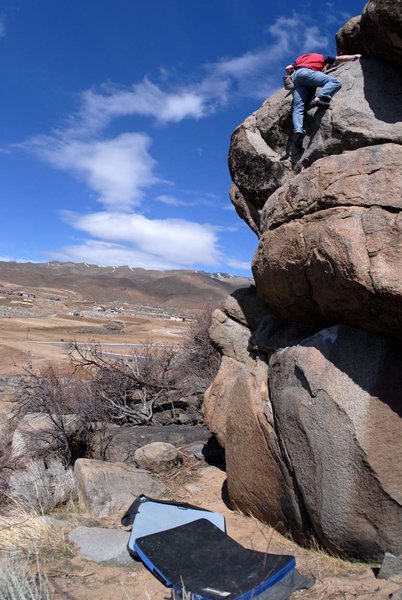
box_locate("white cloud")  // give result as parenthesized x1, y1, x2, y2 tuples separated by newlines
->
(226, 258, 252, 272)
(212, 50, 270, 79)
(28, 133, 158, 209)
(75, 78, 208, 135)
(21, 10, 336, 274)
(62, 210, 222, 266)
(302, 26, 328, 51)
(47, 240, 182, 270)
(156, 194, 215, 208)
(0, 255, 33, 263)
(200, 13, 331, 102)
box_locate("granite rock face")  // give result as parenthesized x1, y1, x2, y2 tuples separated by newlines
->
(204, 298, 402, 559)
(336, 16, 364, 55)
(253, 144, 402, 337)
(228, 39, 402, 338)
(361, 0, 402, 66)
(269, 325, 402, 560)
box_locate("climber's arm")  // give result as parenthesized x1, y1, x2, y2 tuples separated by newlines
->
(335, 54, 362, 63)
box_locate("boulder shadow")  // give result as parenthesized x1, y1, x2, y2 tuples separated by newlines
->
(202, 435, 226, 471)
(221, 478, 234, 511)
(299, 327, 402, 417)
(361, 57, 402, 124)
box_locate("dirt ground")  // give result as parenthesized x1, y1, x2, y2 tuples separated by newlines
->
(0, 312, 188, 375)
(46, 464, 401, 600)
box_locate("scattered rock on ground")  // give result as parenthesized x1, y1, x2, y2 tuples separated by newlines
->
(378, 553, 402, 580)
(74, 458, 166, 518)
(134, 442, 182, 473)
(98, 424, 210, 463)
(68, 526, 134, 566)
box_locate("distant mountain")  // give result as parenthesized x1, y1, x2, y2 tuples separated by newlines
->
(0, 261, 253, 309)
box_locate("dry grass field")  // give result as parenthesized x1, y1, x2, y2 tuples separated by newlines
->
(0, 261, 251, 375)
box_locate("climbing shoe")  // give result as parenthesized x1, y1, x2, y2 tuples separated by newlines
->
(293, 132, 304, 151)
(309, 96, 331, 109)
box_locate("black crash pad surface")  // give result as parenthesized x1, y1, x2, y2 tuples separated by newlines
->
(135, 518, 296, 599)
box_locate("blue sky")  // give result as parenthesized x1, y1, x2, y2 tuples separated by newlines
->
(0, 0, 364, 274)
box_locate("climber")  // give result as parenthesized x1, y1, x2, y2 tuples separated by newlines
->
(285, 52, 362, 150)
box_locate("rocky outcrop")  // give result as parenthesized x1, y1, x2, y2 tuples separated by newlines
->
(205, 0, 402, 561)
(227, 15, 402, 338)
(205, 293, 402, 559)
(205, 288, 318, 543)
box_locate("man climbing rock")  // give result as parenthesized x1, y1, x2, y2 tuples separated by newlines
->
(285, 52, 362, 150)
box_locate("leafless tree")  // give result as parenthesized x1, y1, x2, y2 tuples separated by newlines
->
(13, 304, 220, 465)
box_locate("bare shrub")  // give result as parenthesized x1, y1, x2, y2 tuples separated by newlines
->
(16, 362, 105, 465)
(178, 304, 221, 391)
(8, 459, 77, 513)
(12, 304, 220, 463)
(70, 341, 186, 425)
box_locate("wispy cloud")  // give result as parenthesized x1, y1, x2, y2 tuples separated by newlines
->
(226, 258, 252, 272)
(74, 78, 209, 136)
(59, 210, 222, 267)
(27, 132, 158, 210)
(200, 13, 329, 101)
(302, 26, 328, 50)
(0, 20, 6, 38)
(156, 194, 215, 208)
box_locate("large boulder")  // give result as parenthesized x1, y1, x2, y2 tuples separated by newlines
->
(269, 325, 402, 560)
(223, 359, 310, 542)
(361, 0, 402, 66)
(215, 0, 402, 562)
(253, 144, 402, 338)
